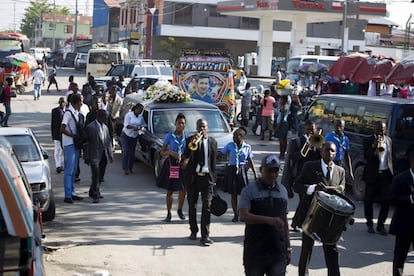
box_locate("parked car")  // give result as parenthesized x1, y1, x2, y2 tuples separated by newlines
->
(74, 53, 87, 70)
(301, 94, 414, 200)
(63, 52, 77, 67)
(0, 137, 44, 275)
(47, 50, 64, 66)
(0, 128, 55, 221)
(116, 97, 233, 182)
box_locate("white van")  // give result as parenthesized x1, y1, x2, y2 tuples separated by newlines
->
(86, 45, 129, 78)
(30, 47, 51, 63)
(286, 55, 339, 81)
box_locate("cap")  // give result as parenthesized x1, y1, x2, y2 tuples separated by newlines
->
(261, 154, 280, 170)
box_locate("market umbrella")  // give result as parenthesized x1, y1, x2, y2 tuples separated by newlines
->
(351, 56, 394, 83)
(328, 52, 370, 80)
(308, 62, 328, 74)
(385, 51, 414, 85)
(0, 146, 33, 238)
(6, 52, 38, 68)
(297, 63, 312, 74)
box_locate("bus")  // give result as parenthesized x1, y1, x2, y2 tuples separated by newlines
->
(86, 44, 129, 78)
(286, 55, 339, 82)
(0, 32, 31, 84)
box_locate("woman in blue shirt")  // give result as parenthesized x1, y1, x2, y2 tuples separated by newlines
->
(160, 113, 187, 222)
(221, 127, 257, 222)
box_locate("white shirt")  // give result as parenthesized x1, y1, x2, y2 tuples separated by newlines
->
(61, 105, 79, 146)
(306, 159, 335, 195)
(196, 137, 209, 173)
(122, 111, 147, 138)
(32, 69, 44, 85)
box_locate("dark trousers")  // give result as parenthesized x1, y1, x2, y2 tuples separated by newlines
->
(120, 132, 137, 171)
(299, 233, 340, 276)
(393, 235, 414, 276)
(187, 175, 213, 239)
(89, 152, 107, 199)
(364, 170, 392, 227)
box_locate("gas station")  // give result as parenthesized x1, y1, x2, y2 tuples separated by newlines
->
(216, 0, 387, 76)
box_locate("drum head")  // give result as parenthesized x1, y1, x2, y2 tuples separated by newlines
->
(317, 191, 355, 215)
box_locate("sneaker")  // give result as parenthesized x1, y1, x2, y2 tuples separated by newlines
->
(72, 195, 84, 201)
(64, 198, 74, 204)
(200, 237, 214, 246)
(164, 213, 172, 222)
(377, 226, 388, 236)
(367, 225, 375, 234)
(177, 209, 185, 220)
(189, 232, 197, 240)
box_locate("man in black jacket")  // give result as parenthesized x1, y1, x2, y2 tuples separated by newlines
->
(390, 150, 414, 276)
(182, 119, 217, 246)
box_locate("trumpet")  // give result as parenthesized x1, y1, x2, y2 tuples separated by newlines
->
(188, 131, 203, 151)
(376, 135, 385, 154)
(300, 129, 324, 157)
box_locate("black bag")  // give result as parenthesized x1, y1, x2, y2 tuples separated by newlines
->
(210, 190, 227, 216)
(68, 111, 86, 149)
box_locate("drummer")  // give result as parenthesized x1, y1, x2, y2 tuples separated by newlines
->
(294, 141, 346, 276)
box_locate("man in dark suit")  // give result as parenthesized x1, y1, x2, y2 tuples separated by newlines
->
(83, 109, 113, 203)
(182, 118, 217, 246)
(51, 97, 66, 173)
(295, 141, 346, 276)
(362, 121, 393, 235)
(390, 150, 414, 276)
(283, 120, 321, 230)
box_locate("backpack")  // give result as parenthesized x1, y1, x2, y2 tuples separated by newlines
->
(67, 111, 87, 149)
(0, 85, 5, 103)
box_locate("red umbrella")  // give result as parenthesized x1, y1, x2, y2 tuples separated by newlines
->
(351, 57, 394, 83)
(386, 51, 414, 85)
(328, 53, 369, 80)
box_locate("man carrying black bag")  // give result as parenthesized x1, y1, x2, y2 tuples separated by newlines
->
(239, 154, 290, 275)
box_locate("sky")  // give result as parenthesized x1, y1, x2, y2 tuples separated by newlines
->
(0, 0, 412, 32)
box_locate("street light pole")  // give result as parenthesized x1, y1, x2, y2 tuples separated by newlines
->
(341, 0, 349, 54)
(149, 8, 156, 59)
(73, 0, 78, 52)
(52, 0, 56, 50)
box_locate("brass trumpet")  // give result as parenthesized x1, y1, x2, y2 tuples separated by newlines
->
(188, 131, 203, 151)
(377, 135, 385, 154)
(300, 129, 324, 157)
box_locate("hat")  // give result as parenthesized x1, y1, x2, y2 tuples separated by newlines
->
(261, 154, 280, 170)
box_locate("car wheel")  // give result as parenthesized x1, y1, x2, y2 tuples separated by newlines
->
(153, 152, 162, 180)
(42, 192, 56, 221)
(352, 166, 366, 202)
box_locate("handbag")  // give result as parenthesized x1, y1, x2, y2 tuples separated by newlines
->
(169, 158, 180, 179)
(255, 124, 262, 136)
(210, 189, 228, 217)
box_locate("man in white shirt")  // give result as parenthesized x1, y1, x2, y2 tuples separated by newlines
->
(32, 65, 45, 100)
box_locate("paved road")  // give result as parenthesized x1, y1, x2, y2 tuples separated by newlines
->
(7, 68, 413, 275)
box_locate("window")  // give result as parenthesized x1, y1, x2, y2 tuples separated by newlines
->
(64, 25, 73, 33)
(174, 3, 192, 25)
(308, 99, 327, 121)
(395, 106, 414, 140)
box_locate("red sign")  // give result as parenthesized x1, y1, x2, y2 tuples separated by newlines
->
(292, 0, 326, 10)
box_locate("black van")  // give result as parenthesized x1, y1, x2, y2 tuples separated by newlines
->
(302, 94, 414, 201)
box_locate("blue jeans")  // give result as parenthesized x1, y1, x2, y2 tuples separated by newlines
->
(34, 83, 41, 98)
(63, 144, 80, 198)
(2, 102, 11, 126)
(120, 132, 137, 171)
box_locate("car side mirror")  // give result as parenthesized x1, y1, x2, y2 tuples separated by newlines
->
(42, 149, 49, 160)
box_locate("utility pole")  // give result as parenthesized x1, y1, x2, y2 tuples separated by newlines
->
(341, 0, 349, 54)
(52, 0, 56, 49)
(73, 0, 78, 52)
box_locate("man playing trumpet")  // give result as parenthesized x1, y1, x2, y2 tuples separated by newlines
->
(362, 121, 393, 235)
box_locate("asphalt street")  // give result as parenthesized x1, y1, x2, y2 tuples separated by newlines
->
(6, 67, 413, 276)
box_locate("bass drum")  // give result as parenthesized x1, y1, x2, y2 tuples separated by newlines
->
(302, 191, 355, 245)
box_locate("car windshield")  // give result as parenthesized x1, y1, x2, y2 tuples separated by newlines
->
(152, 109, 230, 136)
(5, 135, 41, 162)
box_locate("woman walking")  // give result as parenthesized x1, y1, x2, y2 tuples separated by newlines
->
(1, 77, 13, 127)
(275, 95, 290, 159)
(259, 89, 276, 141)
(221, 127, 257, 222)
(160, 113, 187, 222)
(120, 103, 146, 175)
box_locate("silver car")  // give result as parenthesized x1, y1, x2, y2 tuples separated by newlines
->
(0, 127, 55, 221)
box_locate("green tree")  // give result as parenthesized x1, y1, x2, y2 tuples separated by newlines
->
(159, 37, 188, 63)
(20, 0, 69, 38)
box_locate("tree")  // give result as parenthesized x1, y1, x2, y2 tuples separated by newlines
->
(158, 37, 188, 63)
(20, 0, 69, 38)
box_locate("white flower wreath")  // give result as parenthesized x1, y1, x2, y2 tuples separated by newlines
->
(144, 81, 191, 103)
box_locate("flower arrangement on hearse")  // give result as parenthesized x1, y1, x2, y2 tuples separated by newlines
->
(144, 81, 192, 103)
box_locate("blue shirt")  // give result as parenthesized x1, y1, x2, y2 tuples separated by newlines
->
(221, 142, 253, 166)
(163, 131, 187, 158)
(324, 131, 350, 162)
(191, 92, 216, 104)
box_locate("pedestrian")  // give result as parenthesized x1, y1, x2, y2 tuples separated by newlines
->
(32, 65, 45, 100)
(66, 82, 81, 100)
(1, 77, 13, 127)
(240, 82, 252, 128)
(390, 150, 414, 276)
(182, 119, 217, 246)
(47, 65, 60, 92)
(275, 95, 290, 159)
(221, 126, 257, 222)
(284, 120, 321, 230)
(51, 97, 66, 173)
(239, 154, 290, 276)
(83, 109, 114, 203)
(260, 89, 276, 141)
(159, 113, 187, 222)
(324, 119, 354, 181)
(295, 141, 346, 276)
(120, 103, 146, 175)
(67, 75, 74, 91)
(363, 121, 394, 235)
(60, 93, 84, 203)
